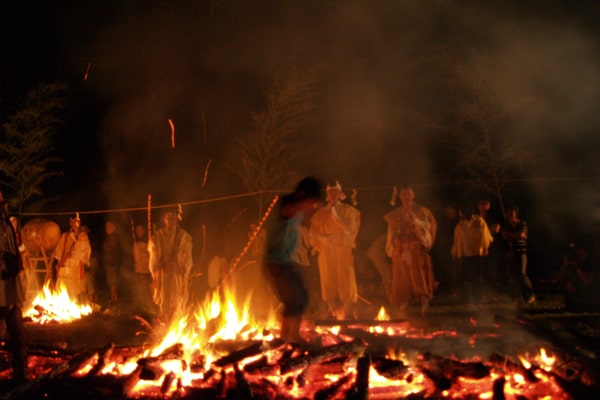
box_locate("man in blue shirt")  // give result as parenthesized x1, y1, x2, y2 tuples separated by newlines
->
(264, 177, 323, 344)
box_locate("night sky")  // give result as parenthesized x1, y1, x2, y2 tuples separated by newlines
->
(2, 1, 600, 271)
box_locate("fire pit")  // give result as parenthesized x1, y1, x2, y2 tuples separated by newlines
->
(1, 286, 599, 399)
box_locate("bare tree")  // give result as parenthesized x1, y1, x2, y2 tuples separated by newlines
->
(231, 65, 323, 218)
(0, 82, 67, 215)
(435, 53, 530, 216)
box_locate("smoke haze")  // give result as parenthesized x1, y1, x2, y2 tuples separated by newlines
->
(2, 0, 600, 274)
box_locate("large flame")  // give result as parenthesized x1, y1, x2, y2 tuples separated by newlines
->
(124, 284, 279, 395)
(24, 281, 92, 324)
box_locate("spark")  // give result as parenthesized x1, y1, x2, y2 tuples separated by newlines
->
(202, 160, 212, 187)
(168, 118, 175, 148)
(83, 61, 92, 81)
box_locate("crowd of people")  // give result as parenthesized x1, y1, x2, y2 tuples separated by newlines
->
(261, 178, 599, 334)
(2, 179, 599, 381)
(12, 206, 195, 326)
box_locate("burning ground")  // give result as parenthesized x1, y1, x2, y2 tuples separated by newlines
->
(1, 283, 599, 399)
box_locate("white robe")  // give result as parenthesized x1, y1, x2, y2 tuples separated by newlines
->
(52, 230, 91, 300)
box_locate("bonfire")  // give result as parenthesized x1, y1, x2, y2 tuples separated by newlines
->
(2, 279, 597, 400)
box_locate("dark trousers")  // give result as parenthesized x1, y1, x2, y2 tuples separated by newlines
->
(265, 262, 308, 317)
(459, 256, 483, 304)
(0, 305, 27, 382)
(506, 252, 534, 301)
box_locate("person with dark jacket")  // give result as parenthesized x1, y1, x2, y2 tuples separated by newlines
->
(0, 195, 28, 383)
(501, 206, 535, 305)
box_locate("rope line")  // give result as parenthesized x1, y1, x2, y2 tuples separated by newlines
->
(20, 175, 600, 218)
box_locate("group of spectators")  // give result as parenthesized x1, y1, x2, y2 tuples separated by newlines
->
(262, 177, 565, 342)
(37, 208, 193, 324)
(3, 179, 599, 378)
(0, 189, 197, 383)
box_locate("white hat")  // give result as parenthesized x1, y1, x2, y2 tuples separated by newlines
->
(326, 181, 346, 200)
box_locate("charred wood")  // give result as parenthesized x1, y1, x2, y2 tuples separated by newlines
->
(40, 347, 100, 380)
(213, 341, 265, 368)
(215, 367, 227, 397)
(232, 362, 254, 399)
(160, 370, 177, 394)
(138, 362, 165, 381)
(420, 352, 491, 380)
(371, 356, 409, 380)
(552, 369, 600, 400)
(488, 352, 538, 383)
(280, 338, 366, 374)
(86, 342, 115, 377)
(492, 376, 506, 400)
(243, 355, 277, 375)
(189, 352, 206, 373)
(314, 373, 351, 400)
(314, 319, 408, 327)
(345, 355, 370, 400)
(182, 386, 218, 400)
(120, 365, 143, 396)
(137, 343, 184, 366)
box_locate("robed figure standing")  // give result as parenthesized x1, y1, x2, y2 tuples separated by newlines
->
(309, 182, 360, 320)
(384, 186, 437, 317)
(150, 209, 193, 322)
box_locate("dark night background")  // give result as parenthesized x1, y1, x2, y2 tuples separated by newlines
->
(2, 0, 600, 281)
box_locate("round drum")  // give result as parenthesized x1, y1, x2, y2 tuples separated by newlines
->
(21, 218, 62, 252)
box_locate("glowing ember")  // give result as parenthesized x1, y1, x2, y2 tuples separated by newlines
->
(15, 282, 585, 399)
(24, 281, 92, 324)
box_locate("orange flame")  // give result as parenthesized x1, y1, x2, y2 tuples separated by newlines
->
(24, 281, 92, 324)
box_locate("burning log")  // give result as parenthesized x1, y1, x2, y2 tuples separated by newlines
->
(488, 352, 539, 383)
(85, 342, 115, 377)
(46, 348, 102, 379)
(346, 355, 371, 400)
(136, 343, 184, 366)
(121, 365, 143, 396)
(371, 355, 410, 380)
(213, 339, 284, 368)
(492, 376, 506, 400)
(231, 362, 254, 399)
(420, 352, 491, 380)
(2, 344, 110, 400)
(242, 354, 277, 375)
(280, 338, 366, 374)
(160, 371, 177, 395)
(314, 373, 352, 400)
(215, 367, 227, 397)
(138, 361, 165, 381)
(417, 352, 491, 394)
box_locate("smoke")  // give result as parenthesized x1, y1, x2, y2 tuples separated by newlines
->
(5, 0, 595, 271)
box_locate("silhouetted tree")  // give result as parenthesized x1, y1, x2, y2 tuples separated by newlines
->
(0, 82, 67, 215)
(231, 65, 323, 218)
(435, 53, 531, 216)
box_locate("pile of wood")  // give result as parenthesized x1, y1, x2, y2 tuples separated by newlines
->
(1, 332, 598, 399)
(1, 312, 599, 399)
